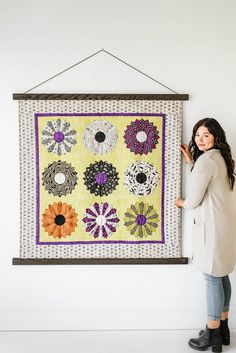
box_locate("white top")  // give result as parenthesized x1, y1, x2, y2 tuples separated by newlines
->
(183, 149, 236, 276)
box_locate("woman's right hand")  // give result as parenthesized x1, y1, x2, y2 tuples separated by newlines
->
(180, 144, 192, 163)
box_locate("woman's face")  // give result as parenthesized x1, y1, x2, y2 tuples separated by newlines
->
(195, 125, 215, 152)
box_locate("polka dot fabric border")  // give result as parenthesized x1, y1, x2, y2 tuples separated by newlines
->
(18, 99, 182, 259)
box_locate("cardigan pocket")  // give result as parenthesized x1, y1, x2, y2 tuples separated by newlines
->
(192, 223, 205, 245)
(191, 223, 206, 267)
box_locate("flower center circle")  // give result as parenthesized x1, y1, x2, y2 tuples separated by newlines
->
(136, 172, 147, 184)
(95, 131, 106, 143)
(54, 131, 65, 143)
(95, 172, 107, 185)
(96, 215, 107, 226)
(136, 214, 147, 226)
(54, 214, 66, 226)
(54, 173, 66, 185)
(136, 131, 147, 143)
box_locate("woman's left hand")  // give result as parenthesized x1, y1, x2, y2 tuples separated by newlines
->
(175, 198, 184, 208)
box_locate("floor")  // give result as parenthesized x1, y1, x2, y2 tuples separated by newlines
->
(0, 330, 236, 353)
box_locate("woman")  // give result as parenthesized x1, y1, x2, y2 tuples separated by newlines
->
(176, 118, 236, 353)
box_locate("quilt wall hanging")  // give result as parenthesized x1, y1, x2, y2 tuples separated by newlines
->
(12, 47, 188, 264)
(13, 93, 188, 264)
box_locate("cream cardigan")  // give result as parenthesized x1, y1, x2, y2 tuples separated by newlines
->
(183, 149, 236, 276)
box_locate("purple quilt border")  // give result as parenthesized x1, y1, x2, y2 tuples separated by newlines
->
(34, 113, 166, 246)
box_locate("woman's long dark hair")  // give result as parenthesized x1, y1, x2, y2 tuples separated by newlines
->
(189, 118, 235, 190)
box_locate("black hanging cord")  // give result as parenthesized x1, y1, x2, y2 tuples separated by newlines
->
(102, 49, 178, 94)
(24, 48, 178, 94)
(24, 49, 103, 94)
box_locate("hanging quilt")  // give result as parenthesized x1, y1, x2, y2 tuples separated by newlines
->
(14, 94, 188, 262)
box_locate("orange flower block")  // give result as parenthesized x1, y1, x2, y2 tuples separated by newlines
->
(42, 202, 78, 239)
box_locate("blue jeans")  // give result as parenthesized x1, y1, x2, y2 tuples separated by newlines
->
(204, 274, 231, 321)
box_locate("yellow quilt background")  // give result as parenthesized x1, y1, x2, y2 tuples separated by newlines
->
(37, 114, 164, 243)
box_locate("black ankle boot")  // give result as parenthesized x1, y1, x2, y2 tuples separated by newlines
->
(199, 319, 230, 345)
(189, 326, 222, 352)
(221, 318, 230, 345)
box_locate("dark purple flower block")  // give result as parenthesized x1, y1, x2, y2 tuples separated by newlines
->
(124, 119, 159, 155)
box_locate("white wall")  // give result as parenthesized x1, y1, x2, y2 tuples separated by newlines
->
(1, 0, 236, 330)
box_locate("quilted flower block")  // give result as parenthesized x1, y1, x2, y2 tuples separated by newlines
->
(42, 118, 77, 155)
(36, 113, 165, 244)
(124, 119, 159, 155)
(124, 202, 159, 238)
(83, 202, 120, 239)
(42, 160, 78, 197)
(83, 160, 119, 197)
(42, 202, 78, 239)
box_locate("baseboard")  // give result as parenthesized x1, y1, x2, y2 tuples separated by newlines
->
(1, 310, 236, 331)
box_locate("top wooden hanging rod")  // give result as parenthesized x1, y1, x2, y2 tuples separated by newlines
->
(13, 93, 189, 101)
